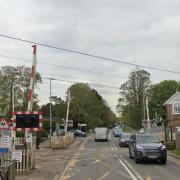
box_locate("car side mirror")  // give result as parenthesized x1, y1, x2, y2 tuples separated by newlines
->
(161, 140, 164, 144)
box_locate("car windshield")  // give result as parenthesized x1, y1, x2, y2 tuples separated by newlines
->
(137, 135, 160, 144)
(114, 128, 122, 132)
(122, 133, 131, 138)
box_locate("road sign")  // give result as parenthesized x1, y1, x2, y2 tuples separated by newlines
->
(0, 129, 11, 136)
(0, 119, 10, 130)
(12, 150, 22, 162)
(0, 147, 8, 154)
(1, 135, 10, 148)
(25, 133, 32, 143)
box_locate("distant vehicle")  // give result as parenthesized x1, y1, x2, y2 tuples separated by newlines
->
(95, 127, 108, 141)
(129, 134, 167, 164)
(119, 133, 131, 147)
(56, 129, 66, 136)
(139, 128, 145, 134)
(113, 127, 123, 137)
(74, 130, 87, 137)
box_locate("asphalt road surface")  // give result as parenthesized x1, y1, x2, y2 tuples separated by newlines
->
(61, 133, 180, 180)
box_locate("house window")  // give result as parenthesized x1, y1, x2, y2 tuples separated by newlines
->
(173, 103, 180, 114)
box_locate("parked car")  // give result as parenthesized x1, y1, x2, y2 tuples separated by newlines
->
(56, 129, 66, 136)
(129, 134, 167, 164)
(95, 127, 108, 141)
(74, 130, 87, 137)
(119, 133, 131, 147)
(113, 127, 123, 137)
(139, 128, 145, 134)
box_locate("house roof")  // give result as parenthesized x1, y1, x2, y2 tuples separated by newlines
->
(163, 91, 180, 106)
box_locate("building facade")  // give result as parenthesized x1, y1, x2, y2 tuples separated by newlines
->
(164, 92, 180, 132)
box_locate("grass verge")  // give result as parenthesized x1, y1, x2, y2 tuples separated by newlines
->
(172, 149, 180, 156)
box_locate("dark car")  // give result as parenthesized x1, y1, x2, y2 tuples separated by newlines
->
(129, 134, 167, 164)
(74, 130, 87, 137)
(119, 133, 131, 147)
(113, 127, 123, 137)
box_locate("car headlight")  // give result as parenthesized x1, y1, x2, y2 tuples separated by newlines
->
(160, 145, 166, 150)
(136, 145, 143, 151)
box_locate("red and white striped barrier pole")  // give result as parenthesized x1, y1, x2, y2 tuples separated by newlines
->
(27, 45, 37, 111)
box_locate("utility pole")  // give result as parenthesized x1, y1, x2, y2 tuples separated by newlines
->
(44, 77, 55, 136)
(65, 91, 70, 133)
(12, 81, 14, 112)
(145, 96, 150, 131)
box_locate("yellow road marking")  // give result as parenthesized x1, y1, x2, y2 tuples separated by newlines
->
(146, 176, 152, 180)
(92, 159, 101, 164)
(97, 172, 110, 180)
(59, 138, 89, 180)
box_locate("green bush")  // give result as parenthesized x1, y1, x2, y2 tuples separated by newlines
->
(40, 128, 48, 137)
(16, 131, 25, 137)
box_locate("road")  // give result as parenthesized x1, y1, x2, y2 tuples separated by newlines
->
(61, 133, 180, 180)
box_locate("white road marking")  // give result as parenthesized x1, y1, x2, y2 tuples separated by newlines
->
(115, 155, 138, 180)
(97, 172, 110, 180)
(124, 160, 144, 180)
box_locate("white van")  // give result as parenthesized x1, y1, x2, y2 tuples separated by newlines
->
(95, 127, 108, 141)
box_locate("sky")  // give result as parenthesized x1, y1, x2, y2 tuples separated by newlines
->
(0, 0, 180, 114)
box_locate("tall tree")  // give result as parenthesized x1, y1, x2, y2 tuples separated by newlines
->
(117, 69, 150, 129)
(149, 80, 180, 120)
(68, 83, 116, 129)
(41, 83, 116, 130)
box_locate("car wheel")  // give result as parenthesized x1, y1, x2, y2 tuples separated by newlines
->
(134, 151, 139, 163)
(129, 148, 132, 159)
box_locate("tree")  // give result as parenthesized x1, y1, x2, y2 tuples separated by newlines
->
(41, 83, 116, 130)
(68, 83, 116, 129)
(149, 80, 180, 120)
(117, 69, 150, 129)
(0, 65, 42, 118)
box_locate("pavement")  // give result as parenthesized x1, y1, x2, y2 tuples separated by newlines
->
(168, 152, 180, 160)
(61, 133, 180, 180)
(15, 137, 85, 180)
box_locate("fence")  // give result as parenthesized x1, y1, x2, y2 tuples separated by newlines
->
(0, 157, 16, 180)
(0, 137, 36, 175)
(51, 133, 74, 149)
(147, 126, 165, 141)
(176, 131, 180, 150)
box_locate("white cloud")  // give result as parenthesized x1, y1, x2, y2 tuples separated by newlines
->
(0, 0, 180, 114)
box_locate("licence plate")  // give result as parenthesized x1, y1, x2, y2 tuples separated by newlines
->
(148, 155, 158, 158)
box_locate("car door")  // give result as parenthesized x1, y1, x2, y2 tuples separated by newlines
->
(129, 135, 134, 153)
